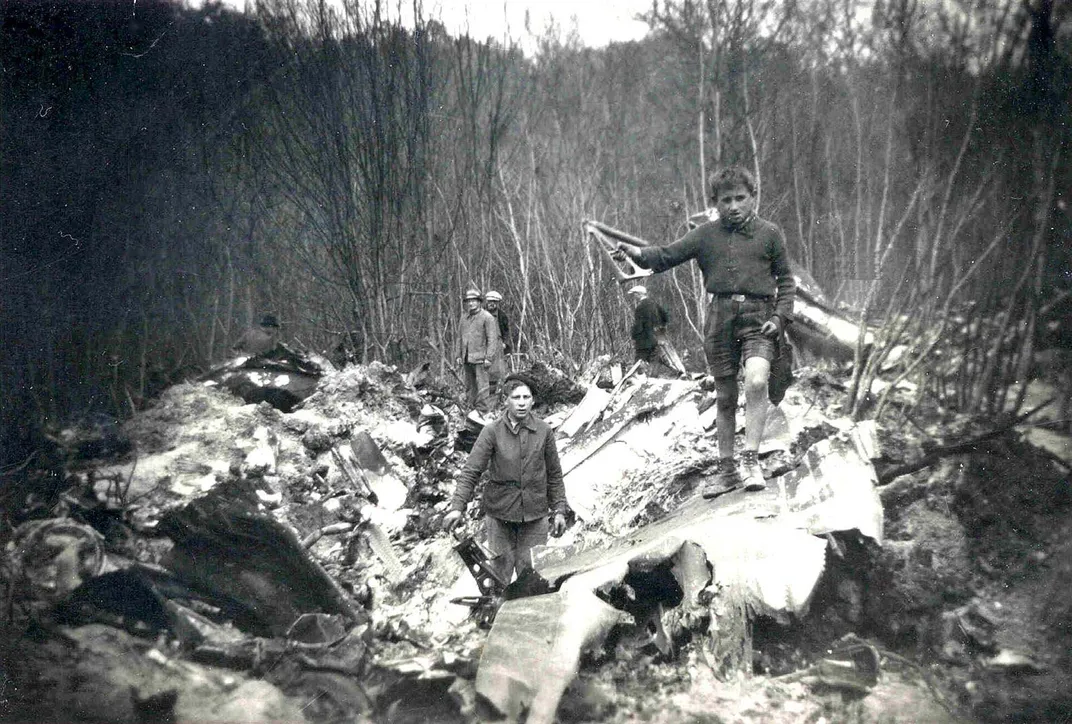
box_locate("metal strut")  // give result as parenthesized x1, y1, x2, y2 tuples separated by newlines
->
(582, 219, 653, 284)
(452, 534, 508, 597)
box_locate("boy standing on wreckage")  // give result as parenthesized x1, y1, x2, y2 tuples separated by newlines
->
(616, 166, 795, 496)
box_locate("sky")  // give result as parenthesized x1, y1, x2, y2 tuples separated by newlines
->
(422, 0, 654, 48)
(215, 0, 655, 50)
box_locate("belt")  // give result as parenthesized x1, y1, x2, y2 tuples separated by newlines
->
(712, 293, 771, 302)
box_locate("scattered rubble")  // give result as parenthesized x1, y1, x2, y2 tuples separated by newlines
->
(201, 345, 326, 413)
(2, 338, 1070, 724)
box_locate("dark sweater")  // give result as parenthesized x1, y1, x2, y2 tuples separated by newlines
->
(638, 217, 795, 321)
(491, 308, 512, 353)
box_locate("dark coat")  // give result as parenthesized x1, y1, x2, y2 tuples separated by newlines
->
(450, 413, 567, 522)
(491, 308, 512, 353)
(631, 297, 668, 351)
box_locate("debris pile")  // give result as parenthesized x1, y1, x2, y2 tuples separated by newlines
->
(2, 338, 1070, 723)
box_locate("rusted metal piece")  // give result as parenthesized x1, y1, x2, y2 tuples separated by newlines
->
(780, 635, 882, 693)
(330, 446, 376, 502)
(477, 588, 627, 723)
(350, 431, 407, 511)
(655, 333, 689, 377)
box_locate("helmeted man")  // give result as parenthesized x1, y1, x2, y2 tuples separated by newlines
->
(485, 290, 511, 392)
(456, 288, 500, 415)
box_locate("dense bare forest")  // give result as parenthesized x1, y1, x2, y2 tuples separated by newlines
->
(2, 0, 1069, 471)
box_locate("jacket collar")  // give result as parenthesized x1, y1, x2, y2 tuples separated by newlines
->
(720, 213, 757, 237)
(503, 412, 537, 433)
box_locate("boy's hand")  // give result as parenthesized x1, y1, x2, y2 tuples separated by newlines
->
(614, 242, 642, 262)
(550, 512, 568, 537)
(442, 510, 463, 533)
(761, 317, 782, 338)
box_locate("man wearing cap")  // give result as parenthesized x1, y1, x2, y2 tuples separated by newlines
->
(627, 286, 669, 368)
(232, 314, 281, 356)
(484, 290, 511, 393)
(457, 289, 500, 415)
(443, 376, 567, 583)
(616, 165, 795, 495)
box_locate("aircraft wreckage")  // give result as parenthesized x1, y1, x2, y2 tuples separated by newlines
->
(5, 310, 914, 723)
(469, 373, 884, 723)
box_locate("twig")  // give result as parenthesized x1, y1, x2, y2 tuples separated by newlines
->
(423, 336, 464, 387)
(0, 452, 36, 477)
(119, 22, 173, 58)
(120, 451, 139, 507)
(1039, 287, 1071, 317)
(876, 400, 1053, 485)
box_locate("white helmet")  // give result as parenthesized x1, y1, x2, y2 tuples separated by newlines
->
(627, 285, 647, 296)
(485, 290, 503, 302)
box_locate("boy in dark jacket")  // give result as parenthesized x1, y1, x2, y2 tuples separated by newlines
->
(443, 378, 567, 582)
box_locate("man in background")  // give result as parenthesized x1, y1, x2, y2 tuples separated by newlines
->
(627, 286, 669, 368)
(331, 327, 365, 368)
(232, 314, 281, 356)
(485, 290, 511, 393)
(456, 289, 500, 415)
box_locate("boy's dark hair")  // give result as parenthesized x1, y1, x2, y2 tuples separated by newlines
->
(709, 166, 756, 200)
(501, 376, 532, 397)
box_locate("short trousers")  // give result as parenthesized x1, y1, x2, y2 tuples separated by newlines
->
(703, 296, 776, 378)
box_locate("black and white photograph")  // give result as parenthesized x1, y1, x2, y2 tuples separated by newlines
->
(1, 0, 1069, 721)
